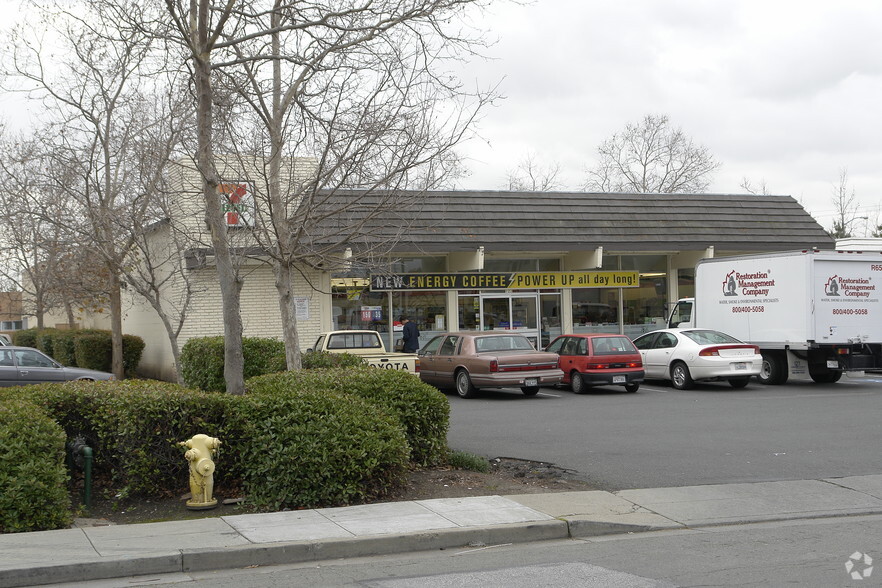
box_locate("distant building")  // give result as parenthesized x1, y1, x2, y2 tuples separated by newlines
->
(0, 291, 25, 332)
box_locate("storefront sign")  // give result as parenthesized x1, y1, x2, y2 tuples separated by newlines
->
(370, 271, 640, 291)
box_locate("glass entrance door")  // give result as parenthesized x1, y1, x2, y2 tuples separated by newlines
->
(480, 294, 541, 349)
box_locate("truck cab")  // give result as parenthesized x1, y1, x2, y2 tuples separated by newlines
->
(667, 298, 694, 329)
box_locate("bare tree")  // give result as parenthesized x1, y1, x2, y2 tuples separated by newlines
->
(206, 2, 495, 370)
(0, 134, 94, 328)
(95, 0, 498, 386)
(739, 177, 771, 195)
(504, 153, 562, 191)
(5, 0, 186, 378)
(584, 114, 720, 194)
(829, 168, 861, 239)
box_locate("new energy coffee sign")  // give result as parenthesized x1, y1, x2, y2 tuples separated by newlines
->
(370, 271, 640, 291)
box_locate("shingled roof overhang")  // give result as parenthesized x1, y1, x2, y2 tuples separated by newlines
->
(331, 190, 834, 254)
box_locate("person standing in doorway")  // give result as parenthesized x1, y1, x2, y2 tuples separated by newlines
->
(400, 315, 420, 353)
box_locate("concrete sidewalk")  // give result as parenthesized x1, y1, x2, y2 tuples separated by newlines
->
(4, 474, 882, 587)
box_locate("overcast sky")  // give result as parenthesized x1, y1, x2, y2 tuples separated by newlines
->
(453, 0, 882, 234)
(2, 0, 879, 234)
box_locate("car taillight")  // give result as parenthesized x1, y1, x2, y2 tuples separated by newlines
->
(490, 359, 498, 372)
(414, 358, 420, 373)
(699, 345, 760, 357)
(836, 347, 850, 355)
(587, 363, 606, 369)
(627, 361, 642, 368)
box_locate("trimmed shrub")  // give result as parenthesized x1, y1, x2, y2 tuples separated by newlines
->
(11, 328, 38, 347)
(180, 337, 226, 392)
(0, 399, 72, 532)
(301, 350, 365, 370)
(21, 380, 235, 496)
(228, 390, 409, 509)
(37, 328, 61, 356)
(122, 334, 146, 376)
(13, 328, 144, 375)
(181, 336, 286, 392)
(51, 330, 79, 366)
(246, 367, 449, 466)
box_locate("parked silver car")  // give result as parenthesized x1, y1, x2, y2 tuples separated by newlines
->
(0, 346, 114, 386)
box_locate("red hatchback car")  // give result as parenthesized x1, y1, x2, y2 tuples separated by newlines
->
(545, 334, 644, 393)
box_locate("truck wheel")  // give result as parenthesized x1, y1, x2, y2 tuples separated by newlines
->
(758, 352, 788, 385)
(455, 370, 477, 398)
(521, 386, 540, 396)
(728, 377, 750, 389)
(670, 362, 694, 390)
(571, 372, 588, 394)
(809, 369, 842, 384)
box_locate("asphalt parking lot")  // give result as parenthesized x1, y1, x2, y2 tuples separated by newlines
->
(446, 373, 882, 491)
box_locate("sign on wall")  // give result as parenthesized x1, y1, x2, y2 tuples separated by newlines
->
(370, 271, 641, 291)
(218, 182, 253, 227)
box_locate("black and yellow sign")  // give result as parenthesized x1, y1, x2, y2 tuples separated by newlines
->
(370, 271, 640, 291)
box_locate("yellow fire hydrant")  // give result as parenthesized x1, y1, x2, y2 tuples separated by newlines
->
(179, 434, 221, 510)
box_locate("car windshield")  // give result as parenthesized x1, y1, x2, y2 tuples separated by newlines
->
(592, 336, 637, 355)
(682, 330, 743, 345)
(475, 336, 535, 352)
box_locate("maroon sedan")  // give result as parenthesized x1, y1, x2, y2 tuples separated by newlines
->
(418, 331, 563, 398)
(545, 333, 644, 393)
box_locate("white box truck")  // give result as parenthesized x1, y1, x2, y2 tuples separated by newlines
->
(667, 250, 882, 384)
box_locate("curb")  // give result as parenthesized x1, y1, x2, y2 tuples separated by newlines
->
(0, 520, 569, 588)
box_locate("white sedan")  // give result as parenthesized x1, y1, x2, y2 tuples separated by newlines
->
(632, 328, 762, 389)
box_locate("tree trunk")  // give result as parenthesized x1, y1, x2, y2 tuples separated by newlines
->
(273, 261, 302, 370)
(108, 271, 125, 379)
(194, 54, 245, 395)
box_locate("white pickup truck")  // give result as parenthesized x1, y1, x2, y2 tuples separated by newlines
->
(309, 330, 420, 373)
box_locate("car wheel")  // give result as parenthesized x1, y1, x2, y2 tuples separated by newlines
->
(624, 382, 640, 393)
(670, 361, 694, 390)
(571, 372, 588, 394)
(758, 352, 788, 385)
(728, 377, 750, 389)
(521, 386, 540, 396)
(455, 370, 477, 399)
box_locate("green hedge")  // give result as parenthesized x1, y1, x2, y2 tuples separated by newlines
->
(10, 328, 144, 376)
(246, 367, 449, 466)
(11, 329, 38, 347)
(0, 399, 72, 533)
(3, 374, 422, 527)
(228, 391, 409, 509)
(180, 336, 287, 392)
(18, 381, 235, 495)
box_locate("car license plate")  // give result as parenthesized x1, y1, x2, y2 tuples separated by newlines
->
(827, 360, 838, 369)
(524, 378, 538, 387)
(613, 376, 626, 383)
(733, 363, 747, 370)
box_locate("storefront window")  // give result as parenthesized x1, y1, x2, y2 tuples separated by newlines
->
(677, 268, 695, 300)
(392, 290, 447, 351)
(620, 255, 668, 338)
(540, 293, 561, 348)
(331, 257, 447, 350)
(458, 295, 480, 330)
(570, 255, 669, 338)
